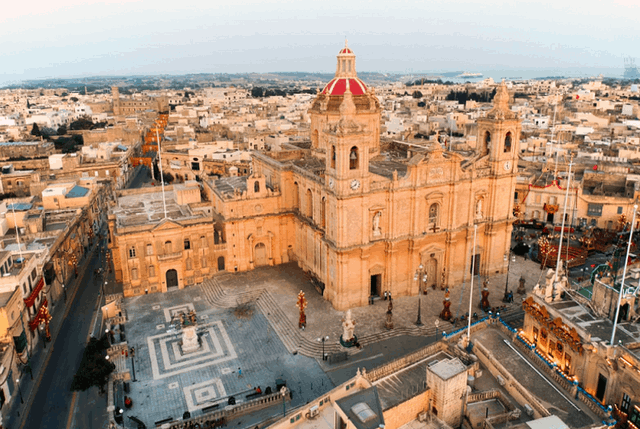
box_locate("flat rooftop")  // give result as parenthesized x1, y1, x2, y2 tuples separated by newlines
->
(111, 190, 205, 227)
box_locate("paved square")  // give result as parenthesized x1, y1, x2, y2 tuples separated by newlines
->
(122, 283, 333, 427)
(183, 378, 227, 412)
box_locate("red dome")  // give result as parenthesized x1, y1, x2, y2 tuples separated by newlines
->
(321, 77, 367, 95)
(339, 47, 354, 54)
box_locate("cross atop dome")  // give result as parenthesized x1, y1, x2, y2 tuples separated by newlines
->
(339, 39, 353, 55)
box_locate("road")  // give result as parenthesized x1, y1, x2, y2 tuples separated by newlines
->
(22, 243, 108, 429)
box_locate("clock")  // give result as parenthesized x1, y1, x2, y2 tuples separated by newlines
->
(328, 178, 335, 189)
(503, 161, 512, 171)
(350, 179, 360, 191)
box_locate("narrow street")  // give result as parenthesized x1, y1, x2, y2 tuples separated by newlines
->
(21, 243, 107, 429)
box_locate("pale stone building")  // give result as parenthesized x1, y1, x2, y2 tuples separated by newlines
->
(204, 43, 521, 310)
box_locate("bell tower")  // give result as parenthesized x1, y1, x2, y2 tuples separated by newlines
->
(476, 81, 521, 175)
(308, 42, 381, 195)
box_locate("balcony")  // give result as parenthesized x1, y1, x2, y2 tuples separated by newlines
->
(157, 251, 183, 261)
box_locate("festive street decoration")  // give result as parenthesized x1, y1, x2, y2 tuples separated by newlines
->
(439, 289, 452, 321)
(296, 290, 307, 329)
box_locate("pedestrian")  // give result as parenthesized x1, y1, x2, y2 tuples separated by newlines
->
(238, 367, 242, 378)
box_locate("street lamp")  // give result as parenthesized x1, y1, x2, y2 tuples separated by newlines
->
(317, 336, 329, 361)
(62, 284, 67, 302)
(280, 386, 288, 417)
(414, 265, 427, 295)
(16, 378, 23, 404)
(503, 252, 516, 303)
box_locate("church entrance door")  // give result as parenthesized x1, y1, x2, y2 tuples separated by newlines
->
(166, 269, 179, 291)
(255, 243, 268, 266)
(370, 274, 381, 297)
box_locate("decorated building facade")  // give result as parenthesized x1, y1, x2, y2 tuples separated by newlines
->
(204, 44, 521, 310)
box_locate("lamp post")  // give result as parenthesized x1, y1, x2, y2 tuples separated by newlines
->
(415, 295, 423, 326)
(130, 347, 137, 382)
(16, 378, 23, 404)
(280, 386, 288, 417)
(414, 265, 427, 295)
(503, 252, 515, 303)
(62, 283, 67, 302)
(39, 324, 46, 349)
(317, 336, 329, 361)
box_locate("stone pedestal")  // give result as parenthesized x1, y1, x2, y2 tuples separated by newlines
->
(385, 311, 394, 330)
(181, 326, 200, 354)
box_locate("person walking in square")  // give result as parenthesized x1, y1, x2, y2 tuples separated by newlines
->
(238, 367, 242, 378)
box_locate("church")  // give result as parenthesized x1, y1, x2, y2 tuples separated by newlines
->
(203, 43, 521, 310)
(109, 44, 520, 308)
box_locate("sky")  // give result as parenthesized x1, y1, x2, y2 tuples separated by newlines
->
(1, 0, 639, 85)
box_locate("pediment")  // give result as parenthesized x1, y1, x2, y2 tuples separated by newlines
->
(152, 219, 183, 231)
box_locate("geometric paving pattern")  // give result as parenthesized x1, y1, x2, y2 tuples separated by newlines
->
(183, 378, 227, 412)
(148, 320, 236, 379)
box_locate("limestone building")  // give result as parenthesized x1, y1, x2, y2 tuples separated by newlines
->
(204, 43, 521, 310)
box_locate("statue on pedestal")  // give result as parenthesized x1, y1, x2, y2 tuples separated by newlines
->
(517, 276, 526, 295)
(340, 309, 358, 347)
(440, 289, 452, 321)
(479, 279, 491, 312)
(384, 297, 394, 330)
(174, 309, 201, 355)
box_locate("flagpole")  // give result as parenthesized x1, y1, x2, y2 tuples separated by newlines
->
(467, 224, 478, 342)
(11, 203, 24, 261)
(611, 204, 637, 345)
(553, 155, 573, 297)
(156, 128, 168, 219)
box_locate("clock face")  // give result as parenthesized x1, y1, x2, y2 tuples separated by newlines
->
(350, 179, 360, 190)
(328, 178, 335, 189)
(503, 161, 512, 171)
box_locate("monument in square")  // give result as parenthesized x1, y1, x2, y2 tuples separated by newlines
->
(175, 309, 201, 354)
(340, 309, 358, 347)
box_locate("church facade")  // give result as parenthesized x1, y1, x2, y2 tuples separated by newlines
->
(204, 44, 521, 310)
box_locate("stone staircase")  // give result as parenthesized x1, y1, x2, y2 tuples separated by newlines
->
(198, 279, 525, 358)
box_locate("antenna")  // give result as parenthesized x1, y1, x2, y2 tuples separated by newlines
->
(155, 128, 168, 219)
(611, 204, 638, 346)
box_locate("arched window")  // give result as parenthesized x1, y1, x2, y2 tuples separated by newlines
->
(312, 130, 319, 147)
(321, 197, 326, 228)
(254, 181, 260, 192)
(186, 258, 193, 270)
(306, 189, 313, 219)
(184, 238, 191, 250)
(484, 131, 491, 147)
(149, 265, 156, 277)
(331, 145, 336, 169)
(429, 203, 439, 225)
(504, 132, 512, 153)
(129, 246, 136, 258)
(349, 146, 358, 170)
(293, 182, 299, 209)
(164, 241, 172, 253)
(131, 268, 139, 280)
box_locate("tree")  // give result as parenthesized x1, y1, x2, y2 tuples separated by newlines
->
(163, 172, 175, 184)
(71, 336, 115, 392)
(31, 123, 41, 136)
(57, 125, 67, 135)
(70, 97, 79, 102)
(412, 91, 423, 99)
(26, 99, 31, 109)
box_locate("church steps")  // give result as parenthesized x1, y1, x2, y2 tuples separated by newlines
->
(254, 291, 300, 354)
